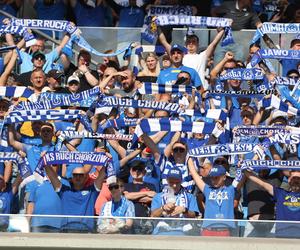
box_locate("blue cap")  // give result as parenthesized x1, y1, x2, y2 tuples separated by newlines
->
(170, 44, 187, 54)
(209, 165, 226, 177)
(167, 167, 182, 181)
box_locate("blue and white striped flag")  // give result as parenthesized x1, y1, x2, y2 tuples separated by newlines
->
(138, 82, 194, 94)
(0, 86, 34, 98)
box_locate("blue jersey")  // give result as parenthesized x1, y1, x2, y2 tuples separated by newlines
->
(157, 65, 202, 88)
(0, 187, 13, 227)
(202, 185, 235, 229)
(73, 2, 105, 27)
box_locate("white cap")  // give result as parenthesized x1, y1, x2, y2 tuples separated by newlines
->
(271, 110, 288, 120)
(67, 75, 80, 84)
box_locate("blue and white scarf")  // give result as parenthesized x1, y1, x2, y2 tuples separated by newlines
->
(233, 125, 287, 138)
(270, 76, 299, 87)
(5, 109, 81, 124)
(162, 187, 188, 217)
(260, 95, 300, 116)
(99, 118, 138, 132)
(0, 86, 34, 98)
(181, 109, 227, 121)
(132, 118, 224, 147)
(219, 68, 264, 81)
(59, 130, 132, 141)
(0, 25, 36, 47)
(206, 89, 275, 98)
(35, 151, 114, 183)
(0, 152, 34, 187)
(251, 22, 300, 44)
(138, 82, 194, 94)
(188, 143, 258, 158)
(242, 159, 300, 170)
(251, 49, 300, 67)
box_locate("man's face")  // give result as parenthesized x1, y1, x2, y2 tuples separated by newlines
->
(78, 56, 90, 67)
(47, 77, 60, 89)
(31, 71, 46, 90)
(121, 70, 134, 92)
(242, 112, 253, 125)
(0, 100, 9, 118)
(172, 143, 187, 163)
(40, 125, 54, 142)
(33, 55, 45, 68)
(289, 176, 300, 192)
(130, 166, 145, 180)
(186, 38, 198, 54)
(167, 177, 181, 194)
(109, 183, 122, 200)
(72, 168, 87, 186)
(31, 40, 45, 52)
(146, 56, 157, 71)
(210, 175, 226, 188)
(171, 50, 183, 64)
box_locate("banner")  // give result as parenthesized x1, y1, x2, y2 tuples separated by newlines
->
(242, 159, 300, 170)
(219, 68, 264, 81)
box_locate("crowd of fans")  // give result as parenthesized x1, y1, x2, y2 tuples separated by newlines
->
(0, 0, 299, 238)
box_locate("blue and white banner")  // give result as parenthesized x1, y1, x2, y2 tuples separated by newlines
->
(0, 25, 36, 47)
(260, 95, 300, 116)
(251, 22, 300, 44)
(114, 0, 146, 7)
(149, 5, 193, 16)
(219, 68, 264, 81)
(233, 125, 287, 138)
(0, 86, 34, 99)
(5, 109, 81, 124)
(60, 130, 132, 141)
(251, 49, 300, 67)
(188, 143, 257, 158)
(206, 89, 275, 98)
(269, 132, 300, 145)
(242, 159, 300, 170)
(270, 76, 299, 86)
(138, 82, 194, 94)
(181, 109, 228, 121)
(99, 118, 138, 132)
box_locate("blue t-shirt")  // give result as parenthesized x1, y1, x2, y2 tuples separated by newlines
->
(157, 65, 202, 88)
(19, 50, 59, 74)
(73, 2, 105, 27)
(273, 187, 300, 238)
(59, 182, 99, 232)
(202, 185, 235, 229)
(118, 7, 145, 27)
(281, 59, 300, 77)
(29, 179, 69, 229)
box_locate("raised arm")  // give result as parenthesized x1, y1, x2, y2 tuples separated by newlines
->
(243, 170, 274, 196)
(141, 133, 161, 163)
(45, 165, 62, 192)
(187, 157, 205, 192)
(205, 29, 224, 58)
(0, 49, 18, 86)
(8, 125, 24, 152)
(158, 27, 171, 55)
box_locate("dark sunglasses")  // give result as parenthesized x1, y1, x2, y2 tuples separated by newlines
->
(34, 56, 45, 61)
(73, 173, 85, 178)
(132, 167, 145, 172)
(173, 147, 186, 153)
(224, 67, 235, 70)
(215, 159, 227, 165)
(69, 81, 79, 86)
(108, 184, 120, 191)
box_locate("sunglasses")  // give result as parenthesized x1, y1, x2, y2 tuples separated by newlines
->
(132, 167, 145, 172)
(34, 56, 45, 61)
(173, 147, 186, 153)
(224, 67, 235, 70)
(69, 81, 79, 86)
(108, 184, 120, 191)
(41, 128, 53, 133)
(215, 159, 227, 165)
(73, 173, 85, 178)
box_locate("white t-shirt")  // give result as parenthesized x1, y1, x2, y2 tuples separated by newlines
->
(183, 51, 208, 90)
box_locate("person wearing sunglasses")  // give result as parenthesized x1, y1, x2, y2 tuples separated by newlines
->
(97, 179, 135, 234)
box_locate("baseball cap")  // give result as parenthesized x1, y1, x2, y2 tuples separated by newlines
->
(167, 167, 182, 181)
(209, 165, 226, 177)
(128, 158, 147, 170)
(47, 69, 64, 79)
(67, 75, 80, 84)
(32, 51, 46, 60)
(170, 44, 187, 54)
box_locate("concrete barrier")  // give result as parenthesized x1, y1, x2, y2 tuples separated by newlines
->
(0, 233, 299, 250)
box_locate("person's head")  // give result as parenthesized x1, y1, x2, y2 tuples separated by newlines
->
(71, 167, 88, 189)
(288, 171, 300, 192)
(213, 156, 229, 172)
(154, 110, 169, 118)
(241, 106, 255, 125)
(171, 140, 187, 164)
(249, 43, 261, 58)
(103, 49, 120, 69)
(40, 122, 54, 143)
(32, 51, 46, 69)
(108, 179, 124, 201)
(102, 67, 117, 89)
(176, 71, 191, 85)
(120, 69, 135, 92)
(77, 50, 91, 67)
(161, 54, 171, 69)
(269, 110, 288, 126)
(170, 44, 186, 66)
(31, 121, 43, 136)
(145, 52, 158, 71)
(95, 139, 107, 153)
(67, 75, 80, 93)
(290, 39, 300, 50)
(199, 158, 213, 177)
(46, 70, 64, 90)
(167, 167, 182, 194)
(0, 98, 10, 119)
(30, 38, 45, 53)
(185, 34, 199, 54)
(286, 69, 300, 79)
(209, 165, 227, 188)
(129, 159, 146, 182)
(30, 68, 46, 91)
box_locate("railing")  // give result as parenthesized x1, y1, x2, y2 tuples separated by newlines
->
(1, 214, 300, 239)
